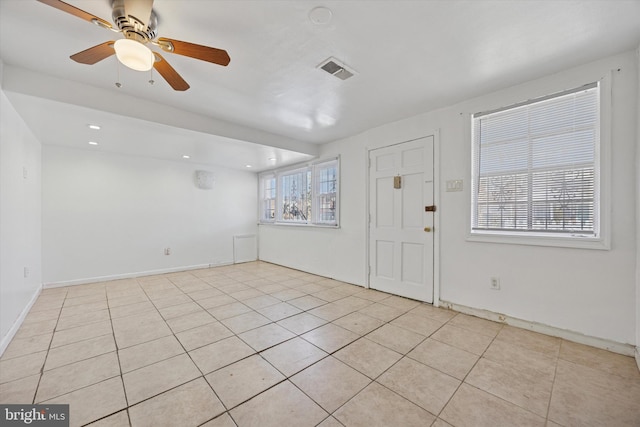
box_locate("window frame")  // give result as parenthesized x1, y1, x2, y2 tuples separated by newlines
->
(258, 156, 340, 228)
(258, 173, 276, 223)
(467, 75, 611, 250)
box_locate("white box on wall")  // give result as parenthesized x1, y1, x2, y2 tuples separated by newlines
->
(234, 234, 257, 263)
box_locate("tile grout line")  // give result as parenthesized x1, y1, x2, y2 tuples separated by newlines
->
(544, 339, 563, 426)
(105, 278, 133, 427)
(433, 321, 504, 421)
(171, 272, 237, 422)
(166, 272, 235, 426)
(29, 287, 67, 405)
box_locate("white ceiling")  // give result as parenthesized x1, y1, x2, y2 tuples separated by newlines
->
(1, 0, 639, 170)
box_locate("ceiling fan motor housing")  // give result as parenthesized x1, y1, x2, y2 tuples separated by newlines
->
(111, 0, 158, 43)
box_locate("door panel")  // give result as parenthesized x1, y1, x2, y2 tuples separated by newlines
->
(402, 147, 424, 168)
(401, 242, 423, 285)
(402, 173, 423, 228)
(376, 177, 395, 227)
(369, 137, 434, 303)
(375, 241, 394, 278)
(376, 153, 395, 171)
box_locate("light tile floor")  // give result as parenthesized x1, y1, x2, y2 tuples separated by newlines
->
(1, 261, 639, 426)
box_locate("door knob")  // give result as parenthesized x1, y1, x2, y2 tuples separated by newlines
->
(424, 227, 432, 232)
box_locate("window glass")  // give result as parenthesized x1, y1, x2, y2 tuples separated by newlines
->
(259, 157, 339, 227)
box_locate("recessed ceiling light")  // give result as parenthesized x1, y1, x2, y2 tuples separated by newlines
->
(88, 124, 101, 130)
(245, 165, 252, 168)
(268, 157, 276, 161)
(88, 141, 99, 145)
(182, 155, 190, 159)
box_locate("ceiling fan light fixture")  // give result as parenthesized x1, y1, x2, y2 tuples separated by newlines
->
(114, 39, 154, 71)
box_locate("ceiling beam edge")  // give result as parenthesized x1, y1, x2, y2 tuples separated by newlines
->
(2, 65, 318, 156)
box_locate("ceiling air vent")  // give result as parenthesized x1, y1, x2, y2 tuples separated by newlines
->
(318, 57, 355, 80)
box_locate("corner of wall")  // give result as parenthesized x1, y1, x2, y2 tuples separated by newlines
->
(635, 43, 640, 372)
(0, 285, 41, 357)
(0, 86, 43, 351)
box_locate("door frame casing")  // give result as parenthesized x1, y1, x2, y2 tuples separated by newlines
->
(364, 130, 441, 307)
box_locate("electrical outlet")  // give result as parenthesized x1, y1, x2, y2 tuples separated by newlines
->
(164, 247, 171, 255)
(490, 277, 500, 290)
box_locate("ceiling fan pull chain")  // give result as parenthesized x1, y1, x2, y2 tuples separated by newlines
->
(149, 67, 155, 86)
(115, 58, 122, 88)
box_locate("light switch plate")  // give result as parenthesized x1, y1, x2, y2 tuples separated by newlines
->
(446, 179, 463, 192)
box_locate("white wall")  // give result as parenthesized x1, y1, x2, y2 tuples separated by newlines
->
(260, 50, 638, 347)
(42, 147, 257, 285)
(0, 78, 43, 350)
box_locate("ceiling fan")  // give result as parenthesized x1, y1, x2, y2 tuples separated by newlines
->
(37, 0, 231, 91)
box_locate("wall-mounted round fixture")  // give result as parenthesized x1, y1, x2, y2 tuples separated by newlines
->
(309, 6, 333, 25)
(114, 39, 155, 71)
(195, 170, 215, 190)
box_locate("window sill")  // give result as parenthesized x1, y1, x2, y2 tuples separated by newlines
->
(466, 231, 609, 250)
(258, 222, 339, 229)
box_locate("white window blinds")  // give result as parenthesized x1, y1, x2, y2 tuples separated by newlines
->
(471, 82, 599, 236)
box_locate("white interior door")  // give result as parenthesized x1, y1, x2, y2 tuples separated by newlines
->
(369, 137, 434, 302)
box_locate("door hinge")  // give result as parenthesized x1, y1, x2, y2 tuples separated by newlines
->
(425, 205, 436, 212)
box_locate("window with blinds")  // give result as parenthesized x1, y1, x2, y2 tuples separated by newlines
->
(258, 157, 339, 227)
(471, 82, 599, 237)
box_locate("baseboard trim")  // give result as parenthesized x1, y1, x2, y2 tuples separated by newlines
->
(0, 284, 42, 357)
(43, 262, 233, 289)
(439, 300, 635, 357)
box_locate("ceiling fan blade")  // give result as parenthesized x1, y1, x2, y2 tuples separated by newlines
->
(153, 53, 190, 91)
(37, 0, 113, 30)
(123, 0, 154, 29)
(157, 37, 230, 66)
(70, 41, 116, 65)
